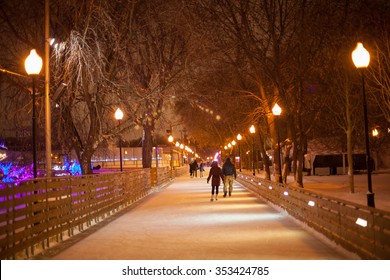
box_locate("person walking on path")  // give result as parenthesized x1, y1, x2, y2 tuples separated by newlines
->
(222, 157, 236, 197)
(207, 161, 224, 201)
(190, 159, 199, 178)
(199, 160, 205, 178)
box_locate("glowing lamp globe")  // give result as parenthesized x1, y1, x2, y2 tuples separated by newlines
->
(115, 108, 124, 120)
(272, 103, 282, 116)
(352, 43, 370, 68)
(25, 49, 43, 75)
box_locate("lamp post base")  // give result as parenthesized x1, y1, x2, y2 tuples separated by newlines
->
(367, 192, 375, 208)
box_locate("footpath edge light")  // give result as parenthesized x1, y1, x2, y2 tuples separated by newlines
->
(272, 103, 283, 183)
(249, 125, 256, 176)
(25, 49, 43, 178)
(352, 42, 375, 208)
(115, 108, 124, 172)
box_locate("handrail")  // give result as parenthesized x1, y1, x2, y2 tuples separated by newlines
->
(0, 168, 182, 259)
(236, 173, 390, 259)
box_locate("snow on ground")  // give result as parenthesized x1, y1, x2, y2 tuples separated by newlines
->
(35, 173, 359, 260)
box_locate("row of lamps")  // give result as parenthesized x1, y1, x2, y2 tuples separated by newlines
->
(23, 39, 375, 208)
(224, 103, 282, 181)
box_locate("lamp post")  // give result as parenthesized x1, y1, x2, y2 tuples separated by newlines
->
(45, 0, 52, 177)
(25, 49, 43, 178)
(249, 125, 255, 176)
(272, 103, 283, 183)
(237, 134, 242, 172)
(231, 140, 236, 166)
(352, 42, 375, 208)
(180, 143, 184, 165)
(168, 135, 174, 170)
(115, 108, 124, 172)
(175, 141, 180, 166)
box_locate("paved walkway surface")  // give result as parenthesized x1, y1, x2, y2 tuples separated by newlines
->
(37, 173, 358, 260)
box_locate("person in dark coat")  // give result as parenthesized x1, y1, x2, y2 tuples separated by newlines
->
(189, 159, 198, 178)
(207, 161, 224, 201)
(199, 160, 205, 178)
(222, 157, 237, 197)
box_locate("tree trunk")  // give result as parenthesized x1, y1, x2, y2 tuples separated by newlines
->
(345, 81, 355, 193)
(282, 143, 292, 184)
(142, 124, 153, 168)
(273, 146, 282, 183)
(347, 127, 355, 193)
(80, 153, 93, 175)
(258, 133, 271, 180)
(293, 109, 305, 187)
(296, 148, 304, 187)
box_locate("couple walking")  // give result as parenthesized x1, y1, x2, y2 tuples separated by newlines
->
(206, 157, 237, 201)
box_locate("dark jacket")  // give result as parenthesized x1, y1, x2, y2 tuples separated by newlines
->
(207, 163, 224, 186)
(190, 161, 198, 171)
(222, 158, 237, 178)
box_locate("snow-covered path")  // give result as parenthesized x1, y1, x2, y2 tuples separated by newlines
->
(41, 174, 356, 260)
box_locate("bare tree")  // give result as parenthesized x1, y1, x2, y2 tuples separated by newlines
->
(325, 67, 362, 193)
(51, 0, 136, 174)
(368, 33, 390, 123)
(0, 0, 47, 166)
(121, 0, 189, 168)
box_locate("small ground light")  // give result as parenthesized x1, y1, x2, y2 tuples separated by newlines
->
(308, 201, 315, 207)
(269, 186, 273, 190)
(258, 182, 261, 185)
(356, 218, 368, 227)
(283, 191, 288, 196)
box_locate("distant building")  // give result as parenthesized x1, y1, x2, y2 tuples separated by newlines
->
(305, 137, 389, 175)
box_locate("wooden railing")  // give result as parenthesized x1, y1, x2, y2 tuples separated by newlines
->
(172, 166, 189, 178)
(4, 168, 387, 260)
(0, 168, 160, 259)
(237, 173, 390, 260)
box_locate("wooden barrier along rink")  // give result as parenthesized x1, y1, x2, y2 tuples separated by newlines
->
(0, 166, 182, 260)
(236, 174, 390, 260)
(3, 167, 387, 260)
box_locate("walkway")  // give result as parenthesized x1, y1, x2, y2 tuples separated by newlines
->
(36, 173, 357, 260)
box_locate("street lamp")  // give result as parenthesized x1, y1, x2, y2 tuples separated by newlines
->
(180, 143, 184, 165)
(114, 108, 124, 172)
(175, 141, 180, 166)
(249, 125, 255, 176)
(352, 42, 375, 208)
(272, 103, 283, 183)
(44, 0, 52, 178)
(168, 135, 174, 170)
(231, 140, 236, 165)
(25, 49, 43, 178)
(237, 134, 242, 172)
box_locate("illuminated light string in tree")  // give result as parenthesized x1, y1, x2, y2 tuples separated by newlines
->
(195, 101, 221, 121)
